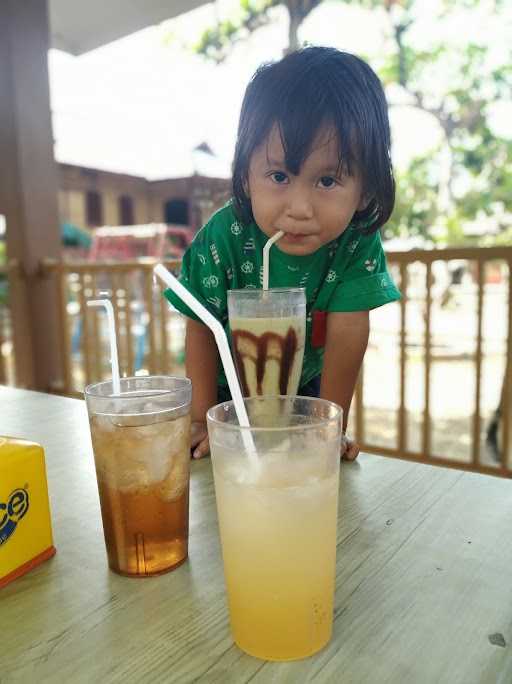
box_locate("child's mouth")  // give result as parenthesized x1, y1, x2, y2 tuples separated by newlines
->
(281, 232, 309, 243)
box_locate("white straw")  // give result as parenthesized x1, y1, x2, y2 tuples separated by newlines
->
(87, 299, 121, 395)
(262, 230, 284, 290)
(153, 264, 258, 463)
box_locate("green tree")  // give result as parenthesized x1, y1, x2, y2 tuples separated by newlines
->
(385, 156, 439, 242)
(373, 0, 512, 243)
(189, 0, 512, 244)
(193, 1, 323, 62)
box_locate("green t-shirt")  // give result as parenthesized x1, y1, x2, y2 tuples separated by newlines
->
(165, 202, 401, 388)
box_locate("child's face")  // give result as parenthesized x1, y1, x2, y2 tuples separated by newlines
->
(247, 125, 365, 256)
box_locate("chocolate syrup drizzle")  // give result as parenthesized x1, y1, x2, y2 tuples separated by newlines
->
(231, 327, 298, 396)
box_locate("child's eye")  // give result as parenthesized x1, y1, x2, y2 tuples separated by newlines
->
(318, 176, 337, 189)
(270, 172, 289, 184)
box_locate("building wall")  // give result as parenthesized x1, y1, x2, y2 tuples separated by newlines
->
(57, 163, 231, 233)
(57, 164, 151, 228)
(58, 189, 85, 227)
(149, 175, 232, 229)
(149, 177, 191, 225)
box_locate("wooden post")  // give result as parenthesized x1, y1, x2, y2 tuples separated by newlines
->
(398, 261, 407, 455)
(472, 259, 484, 466)
(422, 261, 432, 459)
(0, 0, 63, 390)
(503, 257, 512, 471)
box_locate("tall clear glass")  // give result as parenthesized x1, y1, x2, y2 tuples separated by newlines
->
(227, 288, 306, 396)
(85, 376, 191, 576)
(207, 395, 341, 661)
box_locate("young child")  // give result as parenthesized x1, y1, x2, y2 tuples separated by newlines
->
(165, 46, 400, 460)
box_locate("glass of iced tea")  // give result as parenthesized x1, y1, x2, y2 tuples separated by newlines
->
(84, 376, 191, 577)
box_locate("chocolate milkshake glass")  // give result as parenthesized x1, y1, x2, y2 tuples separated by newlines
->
(227, 288, 306, 397)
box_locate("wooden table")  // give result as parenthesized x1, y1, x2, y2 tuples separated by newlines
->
(1, 387, 511, 683)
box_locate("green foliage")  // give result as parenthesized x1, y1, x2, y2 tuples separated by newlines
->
(443, 213, 466, 245)
(385, 157, 440, 241)
(366, 5, 512, 245)
(439, 0, 506, 12)
(193, 0, 278, 63)
(486, 225, 512, 246)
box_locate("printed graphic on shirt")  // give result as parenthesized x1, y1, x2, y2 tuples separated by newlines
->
(203, 275, 219, 289)
(210, 243, 220, 265)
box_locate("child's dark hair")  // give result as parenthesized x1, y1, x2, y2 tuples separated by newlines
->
(232, 46, 394, 234)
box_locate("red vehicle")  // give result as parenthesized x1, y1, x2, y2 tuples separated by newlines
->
(88, 224, 194, 261)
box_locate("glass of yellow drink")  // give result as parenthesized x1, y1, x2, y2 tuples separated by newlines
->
(207, 395, 341, 661)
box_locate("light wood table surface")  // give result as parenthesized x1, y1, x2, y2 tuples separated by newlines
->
(1, 386, 511, 683)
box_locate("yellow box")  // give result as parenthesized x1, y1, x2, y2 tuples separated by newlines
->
(0, 436, 56, 589)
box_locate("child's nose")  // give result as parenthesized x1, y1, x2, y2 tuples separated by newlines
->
(285, 188, 313, 221)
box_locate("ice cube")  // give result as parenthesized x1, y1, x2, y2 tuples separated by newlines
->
(158, 451, 190, 501)
(92, 411, 191, 493)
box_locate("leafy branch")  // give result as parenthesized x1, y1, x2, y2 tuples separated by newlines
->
(194, 0, 323, 62)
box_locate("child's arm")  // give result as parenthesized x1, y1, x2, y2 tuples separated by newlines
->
(185, 317, 218, 459)
(320, 310, 370, 461)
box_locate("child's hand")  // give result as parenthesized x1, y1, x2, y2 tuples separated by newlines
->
(191, 421, 210, 459)
(341, 434, 360, 461)
(191, 424, 360, 460)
